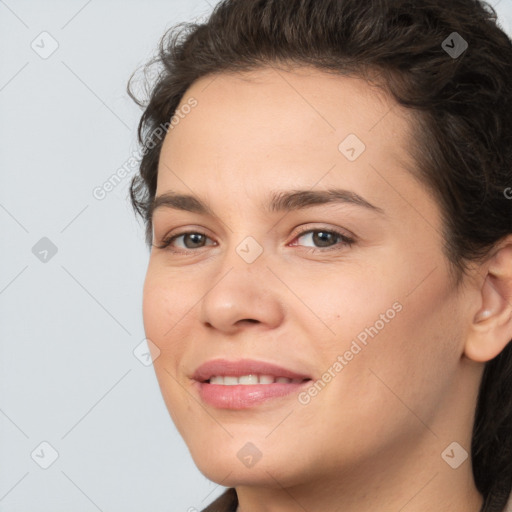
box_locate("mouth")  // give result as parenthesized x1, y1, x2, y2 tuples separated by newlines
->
(206, 375, 308, 385)
(192, 359, 313, 409)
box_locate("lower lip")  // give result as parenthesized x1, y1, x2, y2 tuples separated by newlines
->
(196, 381, 311, 409)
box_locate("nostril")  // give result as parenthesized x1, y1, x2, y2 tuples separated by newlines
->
(233, 319, 260, 327)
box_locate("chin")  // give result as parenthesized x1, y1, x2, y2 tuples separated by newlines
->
(195, 459, 295, 488)
(187, 437, 311, 489)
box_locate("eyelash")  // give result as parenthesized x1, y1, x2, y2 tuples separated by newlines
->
(155, 226, 355, 254)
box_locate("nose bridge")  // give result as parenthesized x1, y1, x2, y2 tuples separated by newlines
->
(198, 235, 285, 332)
(210, 231, 269, 300)
(233, 233, 266, 267)
(217, 209, 270, 270)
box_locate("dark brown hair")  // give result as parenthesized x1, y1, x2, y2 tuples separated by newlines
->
(127, 1, 512, 510)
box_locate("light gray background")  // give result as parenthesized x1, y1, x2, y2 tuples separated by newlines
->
(0, 1, 511, 511)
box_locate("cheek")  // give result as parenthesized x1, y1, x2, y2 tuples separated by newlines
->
(142, 271, 197, 430)
(307, 254, 462, 423)
(294, 245, 415, 332)
(300, 266, 403, 348)
(142, 267, 190, 347)
(142, 279, 168, 345)
(321, 276, 462, 432)
(141, 269, 193, 395)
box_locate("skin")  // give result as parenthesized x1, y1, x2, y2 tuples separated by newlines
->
(142, 65, 512, 512)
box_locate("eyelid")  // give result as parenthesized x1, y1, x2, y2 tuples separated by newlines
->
(289, 225, 355, 250)
(155, 224, 355, 252)
(291, 224, 355, 240)
(152, 224, 218, 253)
(153, 226, 215, 250)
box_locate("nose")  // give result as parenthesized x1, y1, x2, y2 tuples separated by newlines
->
(199, 254, 286, 335)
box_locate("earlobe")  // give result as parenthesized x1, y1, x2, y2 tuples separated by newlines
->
(464, 242, 512, 363)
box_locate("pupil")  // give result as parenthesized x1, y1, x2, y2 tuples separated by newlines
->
(185, 233, 205, 248)
(313, 231, 334, 247)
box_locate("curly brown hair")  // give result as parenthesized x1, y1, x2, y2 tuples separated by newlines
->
(127, 1, 512, 510)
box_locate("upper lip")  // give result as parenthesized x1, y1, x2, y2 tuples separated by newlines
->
(192, 359, 313, 382)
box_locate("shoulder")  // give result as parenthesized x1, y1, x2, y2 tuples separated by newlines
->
(201, 488, 238, 512)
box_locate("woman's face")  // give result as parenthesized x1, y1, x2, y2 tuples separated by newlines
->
(142, 66, 479, 489)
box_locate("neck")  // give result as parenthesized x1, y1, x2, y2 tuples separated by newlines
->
(234, 433, 484, 512)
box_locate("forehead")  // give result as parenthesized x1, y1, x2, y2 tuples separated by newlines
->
(159, 65, 416, 181)
(155, 66, 438, 228)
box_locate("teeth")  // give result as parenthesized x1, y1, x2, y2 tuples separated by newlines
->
(239, 375, 259, 385)
(208, 374, 302, 385)
(223, 376, 239, 386)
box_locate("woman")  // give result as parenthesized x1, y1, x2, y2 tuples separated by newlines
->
(128, 0, 512, 510)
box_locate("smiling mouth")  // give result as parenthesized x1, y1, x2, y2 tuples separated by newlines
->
(192, 359, 314, 408)
(196, 375, 313, 409)
(206, 374, 310, 385)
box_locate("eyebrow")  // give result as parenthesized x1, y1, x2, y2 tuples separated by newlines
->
(149, 188, 385, 219)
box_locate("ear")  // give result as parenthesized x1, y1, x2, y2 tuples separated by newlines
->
(464, 240, 512, 363)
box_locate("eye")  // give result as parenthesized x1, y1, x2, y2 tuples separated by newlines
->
(291, 228, 354, 250)
(154, 227, 355, 253)
(155, 231, 215, 251)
